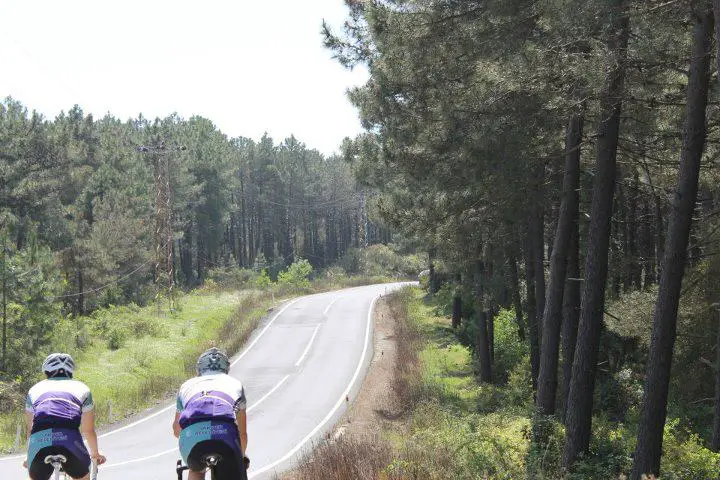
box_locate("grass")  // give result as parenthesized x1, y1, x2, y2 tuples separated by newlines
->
(0, 273, 403, 454)
(291, 287, 533, 480)
(290, 286, 720, 479)
(0, 289, 274, 453)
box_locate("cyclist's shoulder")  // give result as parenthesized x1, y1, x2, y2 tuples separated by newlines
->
(216, 373, 244, 390)
(29, 378, 91, 395)
(180, 373, 243, 391)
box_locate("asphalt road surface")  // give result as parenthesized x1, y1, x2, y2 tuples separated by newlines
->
(0, 283, 409, 479)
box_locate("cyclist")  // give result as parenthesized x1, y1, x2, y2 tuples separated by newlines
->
(173, 347, 248, 480)
(23, 353, 106, 480)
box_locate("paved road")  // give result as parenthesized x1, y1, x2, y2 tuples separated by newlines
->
(0, 283, 408, 479)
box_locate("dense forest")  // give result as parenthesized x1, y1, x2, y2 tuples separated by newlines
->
(326, 0, 720, 478)
(0, 97, 391, 379)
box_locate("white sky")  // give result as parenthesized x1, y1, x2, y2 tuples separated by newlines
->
(0, 0, 368, 156)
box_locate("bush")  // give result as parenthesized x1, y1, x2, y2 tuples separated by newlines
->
(277, 259, 313, 289)
(337, 244, 426, 278)
(492, 309, 529, 383)
(0, 382, 24, 414)
(206, 268, 257, 289)
(401, 403, 529, 480)
(659, 419, 720, 479)
(254, 269, 273, 289)
(107, 325, 129, 350)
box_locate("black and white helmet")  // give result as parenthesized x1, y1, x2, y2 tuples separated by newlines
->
(42, 353, 75, 378)
(196, 347, 230, 375)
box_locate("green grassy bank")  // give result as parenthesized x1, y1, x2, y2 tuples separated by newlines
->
(293, 287, 720, 479)
(0, 272, 397, 454)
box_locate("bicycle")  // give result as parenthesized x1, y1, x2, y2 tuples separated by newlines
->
(176, 454, 249, 480)
(43, 454, 98, 480)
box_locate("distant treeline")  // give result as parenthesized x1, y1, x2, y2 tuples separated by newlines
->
(0, 97, 390, 376)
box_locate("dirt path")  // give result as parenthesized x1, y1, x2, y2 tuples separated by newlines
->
(334, 296, 400, 438)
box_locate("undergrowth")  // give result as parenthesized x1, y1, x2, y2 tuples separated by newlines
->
(291, 287, 720, 479)
(0, 269, 401, 453)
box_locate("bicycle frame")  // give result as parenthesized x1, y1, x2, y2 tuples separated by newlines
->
(176, 455, 220, 480)
(44, 455, 66, 480)
(43, 455, 98, 480)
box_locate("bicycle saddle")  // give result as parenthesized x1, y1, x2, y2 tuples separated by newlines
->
(200, 454, 222, 467)
(43, 455, 67, 465)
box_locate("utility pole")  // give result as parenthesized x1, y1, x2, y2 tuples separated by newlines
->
(137, 140, 185, 310)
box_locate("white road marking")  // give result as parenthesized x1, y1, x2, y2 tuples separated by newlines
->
(231, 298, 302, 367)
(0, 454, 23, 461)
(247, 375, 290, 413)
(102, 447, 177, 468)
(248, 294, 379, 478)
(322, 296, 343, 316)
(103, 373, 292, 469)
(98, 404, 175, 439)
(95, 297, 302, 440)
(294, 325, 321, 367)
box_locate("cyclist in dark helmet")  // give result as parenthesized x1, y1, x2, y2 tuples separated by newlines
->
(173, 347, 248, 480)
(24, 353, 106, 480)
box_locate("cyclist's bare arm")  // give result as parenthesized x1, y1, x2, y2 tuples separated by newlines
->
(236, 409, 247, 455)
(22, 412, 32, 469)
(80, 410, 106, 465)
(172, 412, 181, 438)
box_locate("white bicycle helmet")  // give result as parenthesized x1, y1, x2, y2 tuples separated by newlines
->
(196, 347, 230, 375)
(42, 353, 75, 378)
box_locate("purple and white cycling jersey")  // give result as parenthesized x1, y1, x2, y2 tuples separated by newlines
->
(25, 378, 94, 432)
(177, 372, 246, 428)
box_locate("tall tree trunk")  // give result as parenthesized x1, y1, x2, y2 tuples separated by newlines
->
(655, 196, 665, 283)
(429, 246, 439, 294)
(631, 7, 712, 478)
(563, 2, 629, 466)
(713, 0, 720, 83)
(713, 307, 720, 452)
(562, 226, 581, 420)
(488, 308, 496, 362)
(508, 247, 526, 341)
(628, 171, 641, 288)
(1, 236, 6, 373)
(452, 273, 462, 329)
(532, 165, 546, 336)
(639, 196, 655, 289)
(475, 254, 492, 383)
(524, 233, 540, 391)
(710, 306, 720, 452)
(614, 181, 626, 296)
(537, 112, 583, 415)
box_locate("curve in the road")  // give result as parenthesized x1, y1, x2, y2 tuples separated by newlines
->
(0, 283, 409, 479)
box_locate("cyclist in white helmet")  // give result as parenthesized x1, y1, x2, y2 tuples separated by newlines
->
(174, 347, 249, 480)
(23, 353, 106, 480)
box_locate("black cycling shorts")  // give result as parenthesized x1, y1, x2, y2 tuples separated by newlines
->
(29, 445, 90, 480)
(188, 439, 247, 480)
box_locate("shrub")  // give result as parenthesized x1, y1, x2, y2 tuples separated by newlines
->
(659, 419, 720, 480)
(492, 309, 529, 383)
(130, 313, 165, 338)
(254, 269, 273, 289)
(277, 259, 313, 289)
(107, 324, 129, 350)
(206, 268, 256, 289)
(337, 245, 425, 278)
